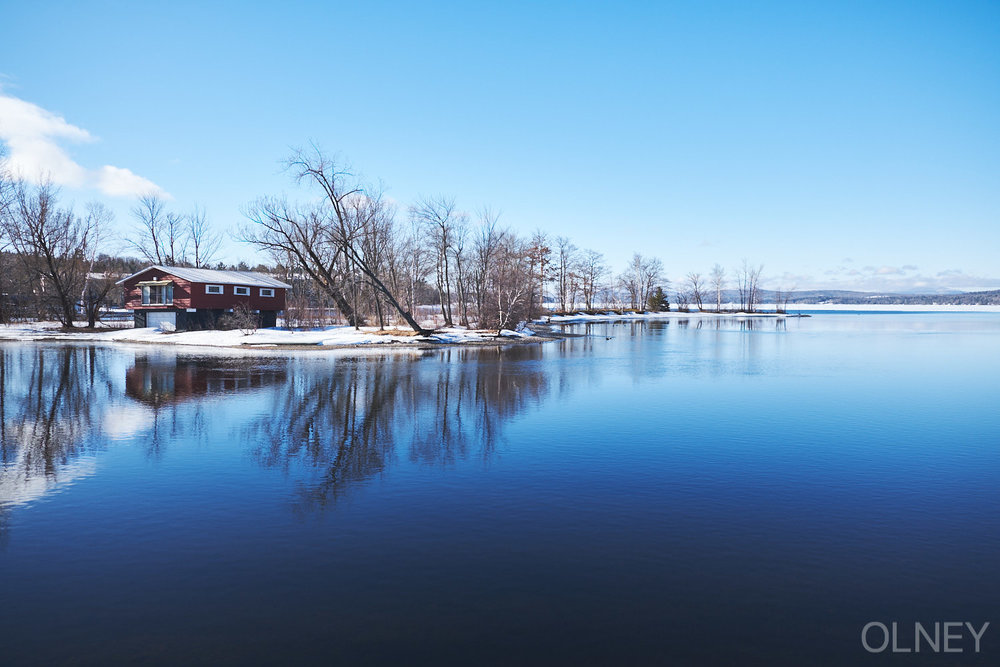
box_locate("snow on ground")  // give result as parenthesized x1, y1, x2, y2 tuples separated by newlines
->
(0, 322, 535, 349)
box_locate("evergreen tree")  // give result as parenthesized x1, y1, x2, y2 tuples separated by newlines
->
(646, 286, 669, 312)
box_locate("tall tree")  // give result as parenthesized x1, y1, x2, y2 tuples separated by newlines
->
(187, 205, 222, 268)
(580, 249, 606, 311)
(687, 272, 704, 310)
(736, 259, 763, 312)
(410, 196, 458, 326)
(471, 207, 502, 326)
(243, 148, 429, 334)
(243, 196, 362, 326)
(710, 264, 726, 312)
(1, 181, 109, 327)
(129, 194, 187, 265)
(554, 236, 578, 313)
(525, 230, 552, 318)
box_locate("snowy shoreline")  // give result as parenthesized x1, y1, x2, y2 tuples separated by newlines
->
(2, 305, 998, 351)
(0, 322, 541, 350)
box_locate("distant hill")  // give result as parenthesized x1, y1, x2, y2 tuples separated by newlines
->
(756, 289, 1000, 306)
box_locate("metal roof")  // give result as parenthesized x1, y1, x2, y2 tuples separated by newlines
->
(117, 265, 292, 288)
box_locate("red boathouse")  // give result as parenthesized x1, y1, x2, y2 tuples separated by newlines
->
(117, 265, 291, 330)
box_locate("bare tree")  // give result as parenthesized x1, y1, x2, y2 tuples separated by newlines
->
(471, 207, 502, 326)
(243, 196, 361, 326)
(710, 264, 726, 312)
(554, 236, 578, 313)
(129, 194, 187, 265)
(774, 284, 795, 313)
(1, 181, 108, 327)
(675, 288, 691, 312)
(0, 145, 12, 224)
(410, 196, 458, 326)
(687, 272, 704, 310)
(489, 232, 531, 333)
(637, 255, 670, 304)
(187, 205, 222, 268)
(736, 259, 764, 312)
(525, 230, 552, 318)
(0, 148, 14, 323)
(619, 256, 641, 311)
(78, 203, 118, 327)
(579, 249, 606, 311)
(450, 213, 471, 326)
(243, 148, 430, 334)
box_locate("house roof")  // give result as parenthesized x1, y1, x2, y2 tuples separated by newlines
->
(116, 265, 292, 288)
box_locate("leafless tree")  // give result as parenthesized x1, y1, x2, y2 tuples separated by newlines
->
(471, 207, 502, 326)
(243, 148, 429, 334)
(1, 181, 109, 327)
(129, 194, 187, 265)
(0, 145, 12, 226)
(773, 284, 795, 313)
(675, 288, 691, 312)
(0, 149, 14, 323)
(410, 196, 458, 326)
(579, 249, 606, 311)
(736, 259, 764, 312)
(687, 272, 704, 310)
(522, 230, 552, 319)
(78, 203, 118, 327)
(710, 264, 726, 312)
(450, 213, 471, 326)
(554, 236, 578, 313)
(489, 232, 531, 333)
(619, 257, 641, 310)
(622, 253, 664, 311)
(187, 205, 222, 268)
(243, 196, 360, 325)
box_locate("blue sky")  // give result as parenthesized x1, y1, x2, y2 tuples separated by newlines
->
(1, 0, 998, 292)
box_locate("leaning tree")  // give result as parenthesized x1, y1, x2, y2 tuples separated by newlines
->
(242, 148, 431, 334)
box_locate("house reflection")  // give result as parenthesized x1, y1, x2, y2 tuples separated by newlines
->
(124, 354, 288, 407)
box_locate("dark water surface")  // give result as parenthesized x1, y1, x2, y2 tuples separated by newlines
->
(2, 314, 999, 665)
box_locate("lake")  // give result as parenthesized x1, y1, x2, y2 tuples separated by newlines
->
(2, 314, 998, 665)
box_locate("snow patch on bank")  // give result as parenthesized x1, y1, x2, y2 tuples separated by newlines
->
(0, 322, 537, 349)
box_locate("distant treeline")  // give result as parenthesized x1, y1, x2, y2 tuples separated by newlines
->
(771, 289, 1000, 306)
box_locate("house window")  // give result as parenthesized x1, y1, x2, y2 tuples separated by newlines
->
(141, 285, 173, 305)
(234, 286, 250, 296)
(260, 288, 275, 297)
(206, 284, 224, 295)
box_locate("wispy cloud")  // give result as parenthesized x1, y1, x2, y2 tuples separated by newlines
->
(0, 91, 167, 198)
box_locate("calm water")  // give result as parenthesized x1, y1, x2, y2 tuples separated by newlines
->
(1, 314, 999, 665)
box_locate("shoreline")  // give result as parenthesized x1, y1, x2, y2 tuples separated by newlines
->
(0, 322, 566, 352)
(2, 306, 997, 352)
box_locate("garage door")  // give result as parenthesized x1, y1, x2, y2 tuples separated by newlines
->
(146, 311, 177, 330)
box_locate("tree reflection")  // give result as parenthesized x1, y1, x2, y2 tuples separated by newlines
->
(1, 343, 553, 522)
(0, 346, 116, 533)
(245, 345, 549, 511)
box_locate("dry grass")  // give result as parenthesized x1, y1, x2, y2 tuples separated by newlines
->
(371, 328, 420, 337)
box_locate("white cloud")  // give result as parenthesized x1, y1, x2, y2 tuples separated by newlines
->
(95, 165, 164, 198)
(0, 92, 168, 198)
